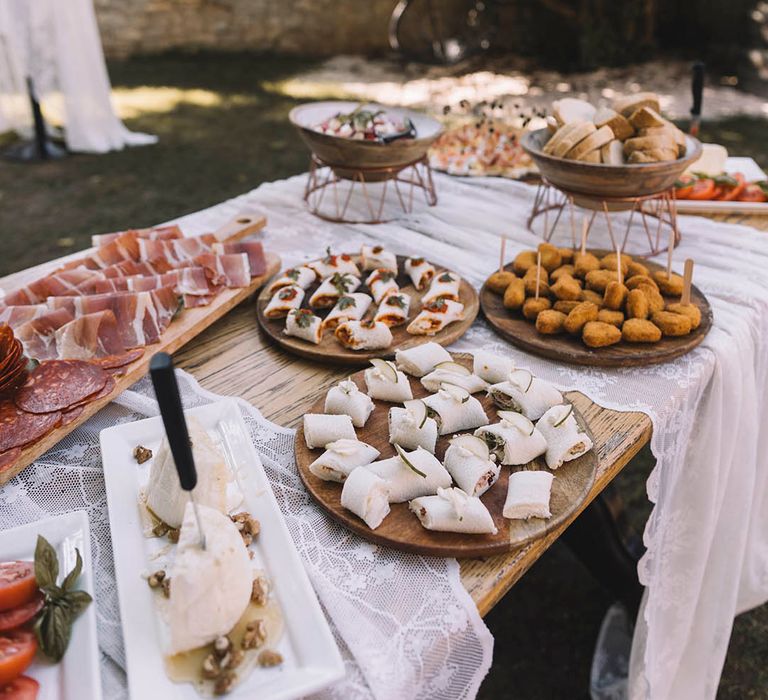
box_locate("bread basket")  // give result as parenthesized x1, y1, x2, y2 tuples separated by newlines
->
(521, 128, 702, 198)
(289, 101, 443, 182)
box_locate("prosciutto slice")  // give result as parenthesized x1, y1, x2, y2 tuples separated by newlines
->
(194, 253, 250, 288)
(91, 224, 183, 247)
(211, 240, 266, 276)
(15, 309, 75, 360)
(4, 268, 103, 305)
(47, 288, 179, 348)
(54, 310, 126, 360)
(183, 293, 215, 308)
(82, 232, 142, 269)
(84, 278, 132, 295)
(139, 233, 218, 266)
(100, 259, 173, 279)
(0, 304, 48, 328)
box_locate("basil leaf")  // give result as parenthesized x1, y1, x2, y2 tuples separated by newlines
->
(60, 590, 93, 620)
(35, 535, 58, 589)
(62, 549, 83, 592)
(36, 602, 71, 662)
(42, 584, 63, 600)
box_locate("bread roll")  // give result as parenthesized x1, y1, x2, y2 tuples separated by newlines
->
(628, 106, 667, 130)
(543, 122, 581, 155)
(623, 134, 677, 157)
(627, 148, 679, 163)
(551, 121, 597, 158)
(581, 149, 601, 163)
(613, 92, 660, 117)
(593, 107, 635, 141)
(600, 140, 624, 165)
(564, 124, 612, 160)
(553, 98, 596, 125)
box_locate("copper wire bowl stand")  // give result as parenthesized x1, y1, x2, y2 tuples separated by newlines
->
(303, 154, 438, 224)
(527, 179, 682, 258)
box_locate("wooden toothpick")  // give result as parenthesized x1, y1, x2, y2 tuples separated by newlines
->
(616, 241, 623, 286)
(681, 258, 694, 306)
(499, 236, 506, 274)
(535, 250, 542, 299)
(666, 228, 674, 278)
(580, 216, 588, 256)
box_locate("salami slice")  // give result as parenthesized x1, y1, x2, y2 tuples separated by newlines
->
(59, 405, 85, 427)
(0, 325, 13, 355)
(14, 360, 108, 414)
(0, 402, 61, 452)
(0, 448, 21, 474)
(94, 348, 144, 370)
(68, 374, 116, 410)
(0, 340, 22, 376)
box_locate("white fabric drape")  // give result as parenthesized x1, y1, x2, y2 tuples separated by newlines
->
(0, 0, 156, 152)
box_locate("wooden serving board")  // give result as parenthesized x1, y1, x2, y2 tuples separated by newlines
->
(256, 255, 479, 366)
(0, 222, 280, 486)
(294, 353, 597, 558)
(480, 251, 713, 368)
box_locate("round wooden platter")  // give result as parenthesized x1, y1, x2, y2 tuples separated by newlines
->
(256, 255, 479, 366)
(294, 353, 598, 558)
(480, 250, 713, 368)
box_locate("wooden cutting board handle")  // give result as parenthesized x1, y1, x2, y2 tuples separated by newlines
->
(213, 210, 267, 242)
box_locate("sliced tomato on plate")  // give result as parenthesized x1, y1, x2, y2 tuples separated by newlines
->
(0, 631, 36, 687)
(738, 183, 768, 203)
(0, 594, 43, 634)
(0, 675, 39, 699)
(674, 173, 697, 199)
(715, 173, 746, 201)
(0, 565, 36, 613)
(687, 178, 717, 200)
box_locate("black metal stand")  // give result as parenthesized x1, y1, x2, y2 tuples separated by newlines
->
(4, 77, 66, 162)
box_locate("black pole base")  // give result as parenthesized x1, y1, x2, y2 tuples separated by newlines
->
(3, 138, 67, 162)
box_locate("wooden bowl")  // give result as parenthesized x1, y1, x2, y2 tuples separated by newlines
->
(521, 128, 702, 198)
(289, 101, 444, 182)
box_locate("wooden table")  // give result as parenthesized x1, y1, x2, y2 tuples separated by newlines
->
(173, 210, 768, 616)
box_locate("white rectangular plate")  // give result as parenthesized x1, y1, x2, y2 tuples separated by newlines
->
(675, 156, 768, 214)
(0, 511, 102, 700)
(100, 399, 344, 700)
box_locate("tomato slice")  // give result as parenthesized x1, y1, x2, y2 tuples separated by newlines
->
(687, 178, 717, 200)
(716, 173, 746, 201)
(0, 566, 36, 613)
(0, 632, 36, 687)
(0, 675, 39, 699)
(674, 173, 697, 200)
(0, 595, 43, 634)
(738, 184, 768, 203)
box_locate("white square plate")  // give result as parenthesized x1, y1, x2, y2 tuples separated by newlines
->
(100, 399, 344, 700)
(0, 511, 102, 700)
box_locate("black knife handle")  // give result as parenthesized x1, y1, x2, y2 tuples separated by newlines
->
(149, 352, 197, 491)
(691, 62, 704, 117)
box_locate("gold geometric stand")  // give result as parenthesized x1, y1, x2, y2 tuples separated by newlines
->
(528, 180, 681, 258)
(304, 155, 437, 224)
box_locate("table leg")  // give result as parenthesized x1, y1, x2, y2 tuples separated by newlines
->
(561, 483, 645, 616)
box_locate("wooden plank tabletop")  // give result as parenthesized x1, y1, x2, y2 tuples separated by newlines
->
(171, 210, 767, 615)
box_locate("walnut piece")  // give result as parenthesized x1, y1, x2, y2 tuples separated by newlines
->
(133, 445, 153, 464)
(241, 619, 267, 650)
(161, 577, 171, 598)
(251, 576, 269, 606)
(231, 512, 261, 542)
(258, 649, 283, 667)
(147, 570, 166, 589)
(213, 671, 236, 696)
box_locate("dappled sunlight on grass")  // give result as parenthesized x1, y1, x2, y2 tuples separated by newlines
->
(111, 87, 259, 119)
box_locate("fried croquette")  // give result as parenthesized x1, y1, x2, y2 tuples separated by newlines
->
(652, 271, 684, 296)
(626, 261, 650, 278)
(582, 321, 622, 347)
(502, 278, 526, 310)
(551, 275, 583, 301)
(600, 253, 631, 276)
(486, 270, 518, 295)
(535, 309, 567, 334)
(538, 242, 562, 272)
(580, 289, 604, 306)
(573, 252, 601, 278)
(666, 302, 702, 329)
(597, 309, 624, 328)
(639, 285, 665, 313)
(554, 300, 581, 314)
(603, 281, 629, 310)
(622, 318, 662, 343)
(563, 301, 599, 334)
(550, 264, 575, 281)
(523, 266, 550, 296)
(585, 269, 616, 293)
(625, 289, 650, 319)
(558, 248, 575, 263)
(651, 310, 692, 336)
(513, 251, 537, 275)
(626, 275, 658, 291)
(522, 296, 552, 320)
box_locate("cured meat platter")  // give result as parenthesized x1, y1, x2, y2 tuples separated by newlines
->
(294, 353, 598, 558)
(0, 212, 280, 486)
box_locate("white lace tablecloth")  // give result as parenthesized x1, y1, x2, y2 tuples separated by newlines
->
(1, 172, 767, 700)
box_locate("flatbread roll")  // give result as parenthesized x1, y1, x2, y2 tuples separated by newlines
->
(503, 471, 554, 520)
(309, 439, 380, 482)
(341, 467, 390, 529)
(410, 487, 497, 534)
(395, 342, 452, 377)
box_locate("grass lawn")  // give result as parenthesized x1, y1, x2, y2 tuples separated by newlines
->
(1, 52, 766, 697)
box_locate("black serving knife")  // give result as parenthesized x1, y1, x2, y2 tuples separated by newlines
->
(690, 62, 705, 136)
(149, 352, 206, 549)
(379, 117, 417, 144)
